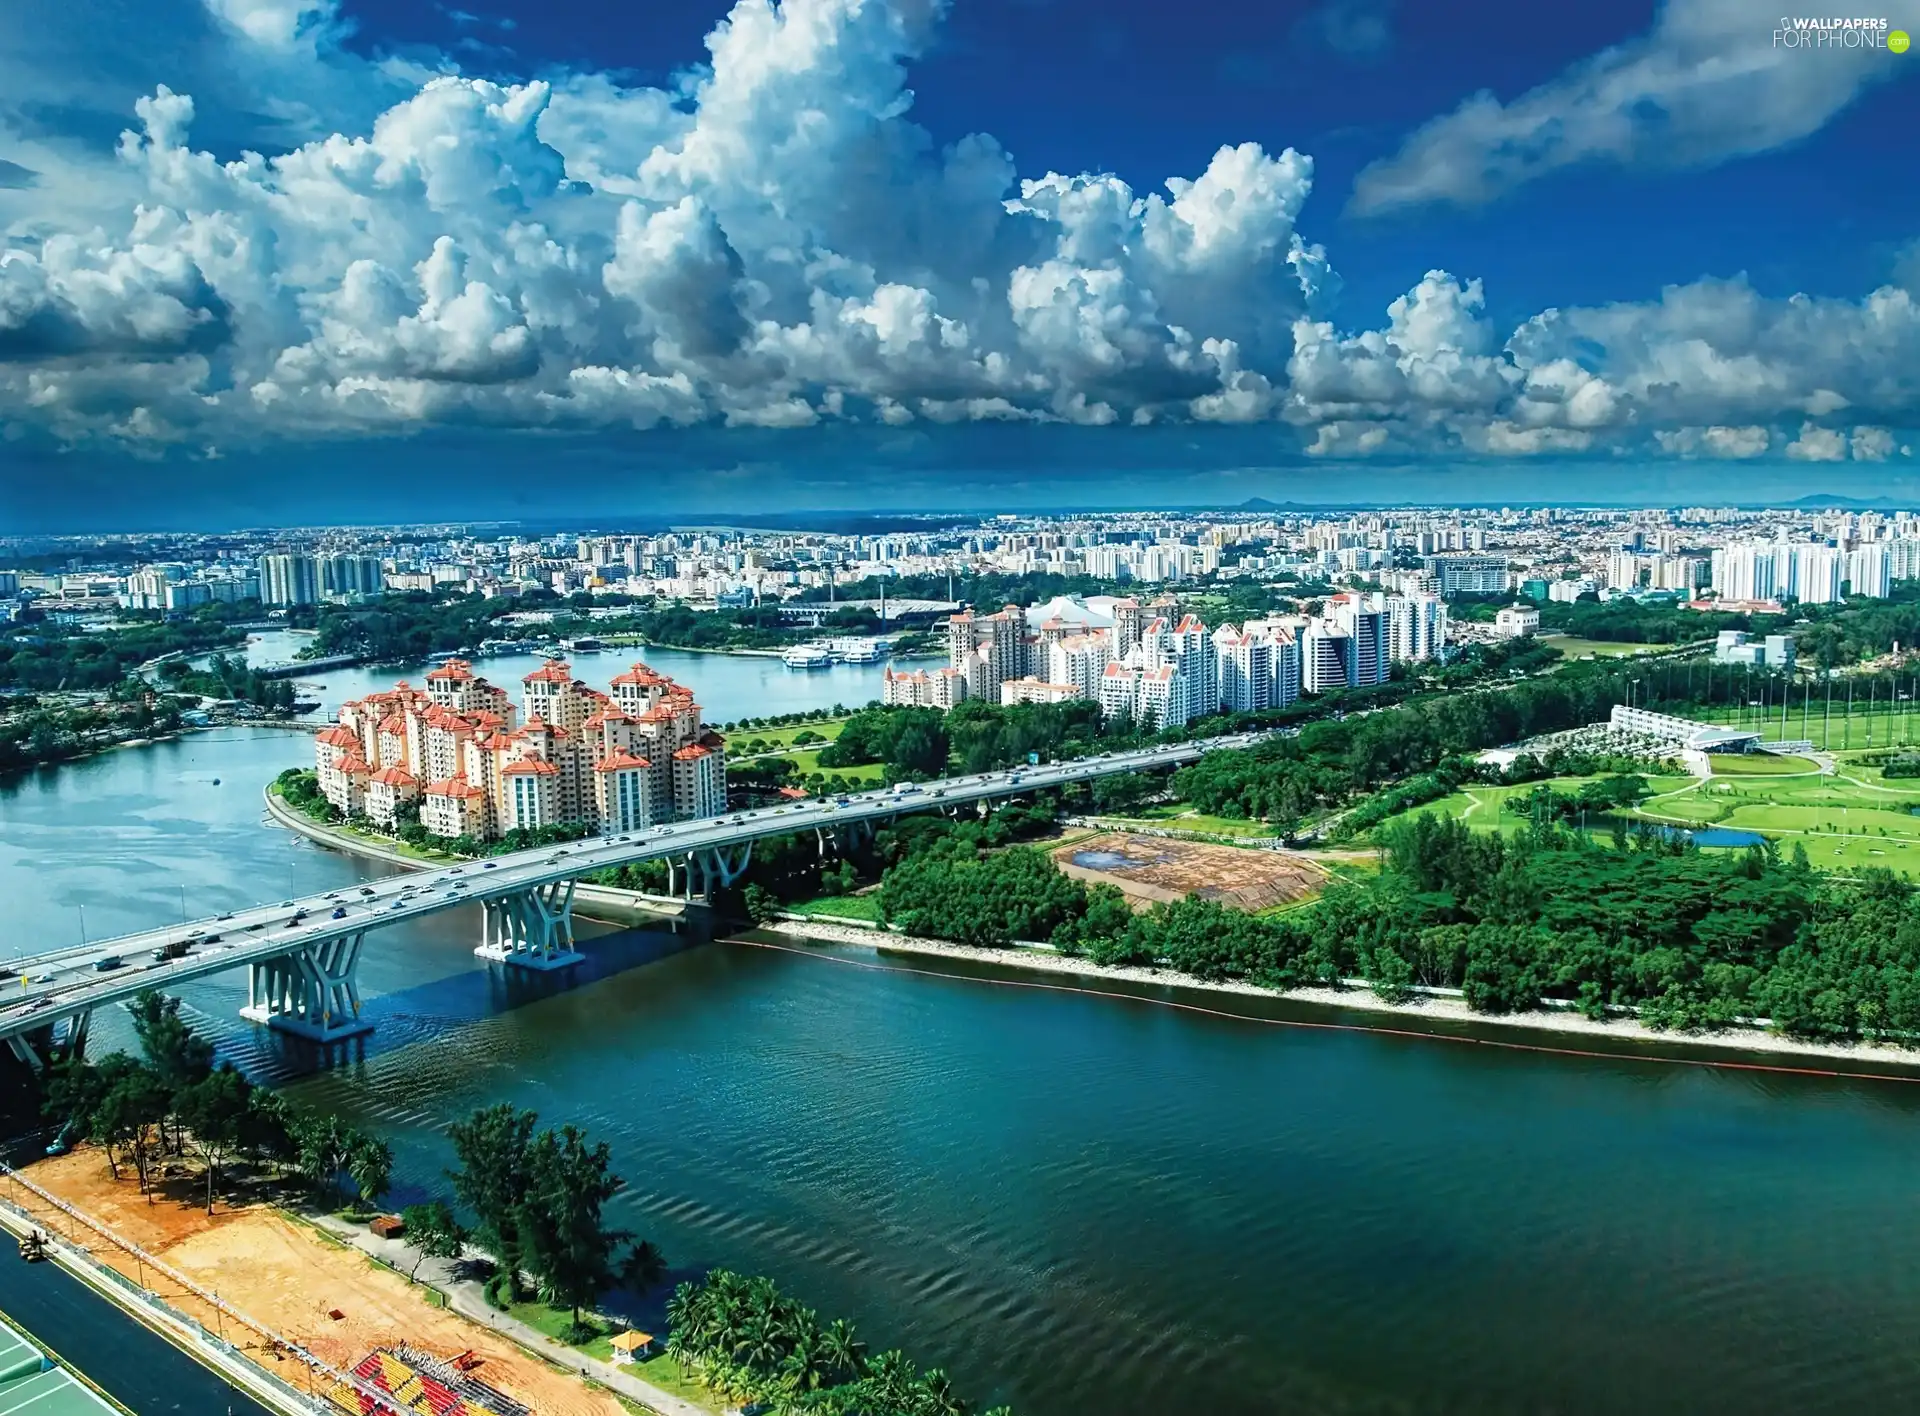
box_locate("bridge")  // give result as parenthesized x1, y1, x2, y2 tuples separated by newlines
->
(0, 732, 1269, 1066)
(252, 653, 369, 678)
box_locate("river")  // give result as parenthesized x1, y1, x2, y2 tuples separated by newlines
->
(6, 728, 1920, 1416)
(230, 629, 895, 722)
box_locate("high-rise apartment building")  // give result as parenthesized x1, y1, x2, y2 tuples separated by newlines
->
(946, 605, 1026, 700)
(1387, 593, 1447, 665)
(322, 554, 386, 597)
(257, 553, 321, 606)
(1422, 555, 1509, 595)
(1324, 593, 1388, 687)
(315, 658, 726, 839)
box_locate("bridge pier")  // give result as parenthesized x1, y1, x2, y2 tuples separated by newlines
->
(5, 1009, 91, 1074)
(240, 934, 371, 1043)
(476, 882, 582, 970)
(675, 843, 754, 902)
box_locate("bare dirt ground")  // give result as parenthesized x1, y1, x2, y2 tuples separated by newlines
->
(10, 1151, 626, 1416)
(1049, 831, 1328, 911)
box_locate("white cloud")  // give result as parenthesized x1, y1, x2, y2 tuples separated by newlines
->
(0, 0, 1914, 468)
(1653, 425, 1770, 458)
(1850, 426, 1895, 462)
(1785, 422, 1847, 461)
(1352, 0, 1904, 214)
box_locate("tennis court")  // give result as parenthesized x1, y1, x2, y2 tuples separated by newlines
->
(0, 1311, 124, 1416)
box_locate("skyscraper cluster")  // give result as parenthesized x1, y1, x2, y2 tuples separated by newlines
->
(313, 658, 727, 839)
(886, 591, 1447, 730)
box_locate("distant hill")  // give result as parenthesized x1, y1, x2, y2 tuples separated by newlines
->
(1780, 494, 1914, 510)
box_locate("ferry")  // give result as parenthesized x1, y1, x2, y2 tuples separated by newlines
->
(827, 636, 890, 664)
(782, 643, 833, 671)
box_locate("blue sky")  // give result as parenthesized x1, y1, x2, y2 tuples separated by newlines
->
(0, 0, 1916, 529)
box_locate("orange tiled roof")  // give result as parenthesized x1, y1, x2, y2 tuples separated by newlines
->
(369, 766, 417, 788)
(672, 745, 710, 760)
(595, 752, 652, 772)
(502, 758, 558, 776)
(522, 659, 574, 683)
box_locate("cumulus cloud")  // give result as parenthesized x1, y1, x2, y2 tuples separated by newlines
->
(1785, 423, 1847, 461)
(1653, 425, 1770, 458)
(0, 0, 1914, 469)
(1351, 0, 1903, 214)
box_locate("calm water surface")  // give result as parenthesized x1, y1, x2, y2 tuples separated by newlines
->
(235, 630, 893, 721)
(6, 730, 1920, 1415)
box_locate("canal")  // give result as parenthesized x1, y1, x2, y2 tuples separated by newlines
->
(6, 727, 1920, 1415)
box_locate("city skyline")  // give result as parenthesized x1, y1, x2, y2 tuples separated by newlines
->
(2, 0, 1917, 530)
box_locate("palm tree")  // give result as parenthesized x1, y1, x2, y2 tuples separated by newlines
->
(779, 1325, 827, 1400)
(867, 1350, 918, 1407)
(819, 1317, 867, 1384)
(736, 1311, 789, 1381)
(917, 1368, 967, 1416)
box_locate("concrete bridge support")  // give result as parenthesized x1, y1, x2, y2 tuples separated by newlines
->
(5, 1009, 91, 1073)
(674, 843, 755, 902)
(476, 882, 582, 970)
(813, 819, 876, 858)
(240, 934, 371, 1043)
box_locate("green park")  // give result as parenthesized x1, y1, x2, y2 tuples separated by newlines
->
(1371, 749, 1920, 876)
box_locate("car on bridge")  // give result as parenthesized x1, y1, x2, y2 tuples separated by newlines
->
(331, 906, 348, 919)
(93, 955, 122, 972)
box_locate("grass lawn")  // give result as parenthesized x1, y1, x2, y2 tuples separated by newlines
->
(1831, 755, 1920, 792)
(1621, 762, 1920, 873)
(628, 1351, 720, 1407)
(1099, 802, 1272, 836)
(1541, 636, 1667, 659)
(781, 747, 886, 783)
(729, 718, 847, 756)
(501, 1298, 620, 1361)
(1695, 705, 1920, 754)
(1375, 775, 1697, 839)
(786, 894, 885, 922)
(1365, 754, 1920, 875)
(1705, 753, 1818, 775)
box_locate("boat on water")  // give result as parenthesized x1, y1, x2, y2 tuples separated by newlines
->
(826, 636, 890, 664)
(783, 643, 834, 670)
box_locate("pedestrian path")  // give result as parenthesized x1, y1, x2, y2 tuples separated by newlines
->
(309, 1215, 714, 1416)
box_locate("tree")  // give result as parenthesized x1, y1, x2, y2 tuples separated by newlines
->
(518, 1124, 628, 1333)
(241, 1089, 298, 1175)
(129, 991, 214, 1091)
(347, 1132, 394, 1209)
(42, 1055, 114, 1166)
(129, 991, 213, 1155)
(92, 1060, 170, 1196)
(174, 1065, 253, 1214)
(291, 1113, 366, 1206)
(447, 1104, 540, 1278)
(399, 1200, 468, 1281)
(742, 883, 781, 926)
(819, 1317, 867, 1385)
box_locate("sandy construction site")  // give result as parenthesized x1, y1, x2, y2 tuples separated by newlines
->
(9, 1151, 627, 1416)
(1050, 832, 1328, 912)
